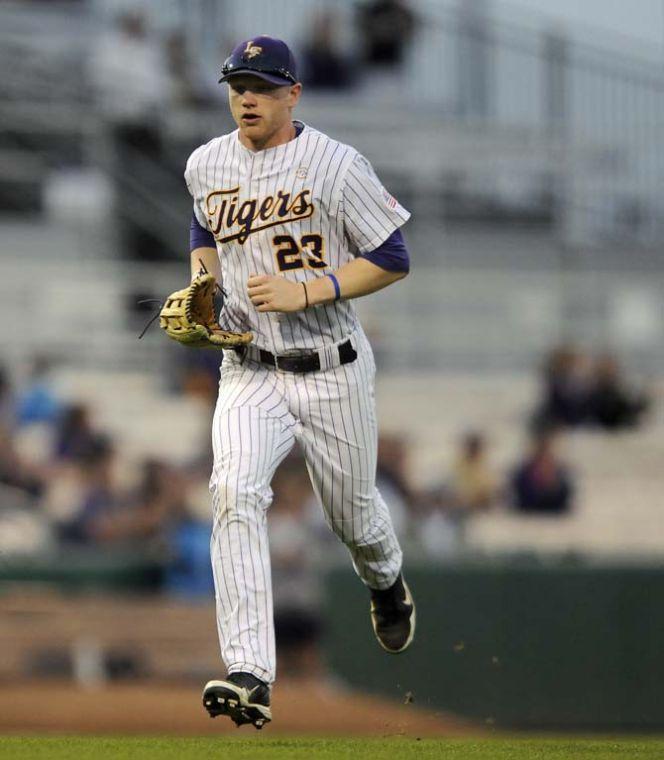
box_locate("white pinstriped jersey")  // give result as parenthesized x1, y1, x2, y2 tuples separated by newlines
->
(184, 120, 410, 353)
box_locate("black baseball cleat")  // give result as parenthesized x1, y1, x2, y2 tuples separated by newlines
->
(370, 573, 416, 653)
(202, 672, 272, 729)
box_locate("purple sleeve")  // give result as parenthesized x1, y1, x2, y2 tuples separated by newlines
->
(190, 212, 215, 252)
(360, 228, 410, 273)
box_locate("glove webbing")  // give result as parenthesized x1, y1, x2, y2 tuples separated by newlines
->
(137, 283, 227, 340)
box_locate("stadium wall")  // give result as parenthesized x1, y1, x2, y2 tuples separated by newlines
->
(324, 561, 664, 730)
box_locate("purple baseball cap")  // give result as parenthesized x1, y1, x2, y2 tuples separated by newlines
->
(219, 36, 299, 86)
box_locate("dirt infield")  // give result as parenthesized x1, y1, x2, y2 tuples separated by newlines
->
(0, 680, 473, 737)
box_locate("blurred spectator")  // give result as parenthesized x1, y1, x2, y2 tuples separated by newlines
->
(413, 495, 459, 558)
(131, 460, 214, 597)
(0, 366, 45, 498)
(170, 349, 223, 475)
(176, 350, 221, 405)
(269, 451, 325, 679)
(534, 346, 651, 432)
(59, 435, 120, 544)
(510, 426, 574, 515)
(0, 426, 45, 499)
(0, 364, 14, 428)
(376, 433, 413, 538)
(414, 431, 497, 558)
(53, 404, 98, 461)
(165, 30, 209, 107)
(447, 431, 498, 512)
(90, 11, 168, 128)
(589, 353, 650, 431)
(100, 458, 190, 546)
(533, 345, 594, 429)
(59, 451, 202, 553)
(301, 11, 354, 90)
(164, 509, 214, 598)
(15, 355, 61, 427)
(90, 11, 168, 260)
(356, 0, 417, 70)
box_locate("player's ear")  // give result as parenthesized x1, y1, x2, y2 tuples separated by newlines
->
(288, 83, 302, 106)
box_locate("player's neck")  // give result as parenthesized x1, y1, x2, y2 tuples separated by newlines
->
(239, 121, 296, 152)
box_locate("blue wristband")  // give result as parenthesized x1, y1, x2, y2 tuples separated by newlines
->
(327, 273, 341, 301)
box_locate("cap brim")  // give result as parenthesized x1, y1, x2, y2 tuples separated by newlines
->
(218, 69, 294, 86)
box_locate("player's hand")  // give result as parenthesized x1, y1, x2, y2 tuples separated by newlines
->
(247, 274, 307, 313)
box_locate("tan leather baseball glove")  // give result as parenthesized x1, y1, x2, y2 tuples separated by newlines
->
(159, 274, 253, 349)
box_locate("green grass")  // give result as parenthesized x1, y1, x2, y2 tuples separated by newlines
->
(1, 737, 664, 760)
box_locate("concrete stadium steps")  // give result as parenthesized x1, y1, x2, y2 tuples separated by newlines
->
(1, 222, 184, 369)
(3, 210, 661, 555)
(30, 365, 664, 555)
(116, 403, 209, 465)
(55, 368, 156, 399)
(4, 219, 664, 373)
(358, 264, 664, 372)
(566, 427, 664, 477)
(465, 476, 664, 554)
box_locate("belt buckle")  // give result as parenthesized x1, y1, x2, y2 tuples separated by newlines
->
(276, 351, 318, 373)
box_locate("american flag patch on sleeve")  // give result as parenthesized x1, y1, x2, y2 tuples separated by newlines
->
(382, 188, 398, 210)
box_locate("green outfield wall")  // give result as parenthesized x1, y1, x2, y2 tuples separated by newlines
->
(323, 559, 664, 730)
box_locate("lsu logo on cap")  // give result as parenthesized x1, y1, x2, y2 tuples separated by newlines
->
(243, 40, 262, 60)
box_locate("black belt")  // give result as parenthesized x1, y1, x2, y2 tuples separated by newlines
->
(238, 339, 357, 373)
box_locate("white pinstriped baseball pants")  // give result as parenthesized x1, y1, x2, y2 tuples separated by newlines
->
(208, 330, 403, 684)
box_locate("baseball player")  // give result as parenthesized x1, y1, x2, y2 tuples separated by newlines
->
(160, 35, 415, 729)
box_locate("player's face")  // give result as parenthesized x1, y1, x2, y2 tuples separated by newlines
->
(227, 75, 302, 150)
